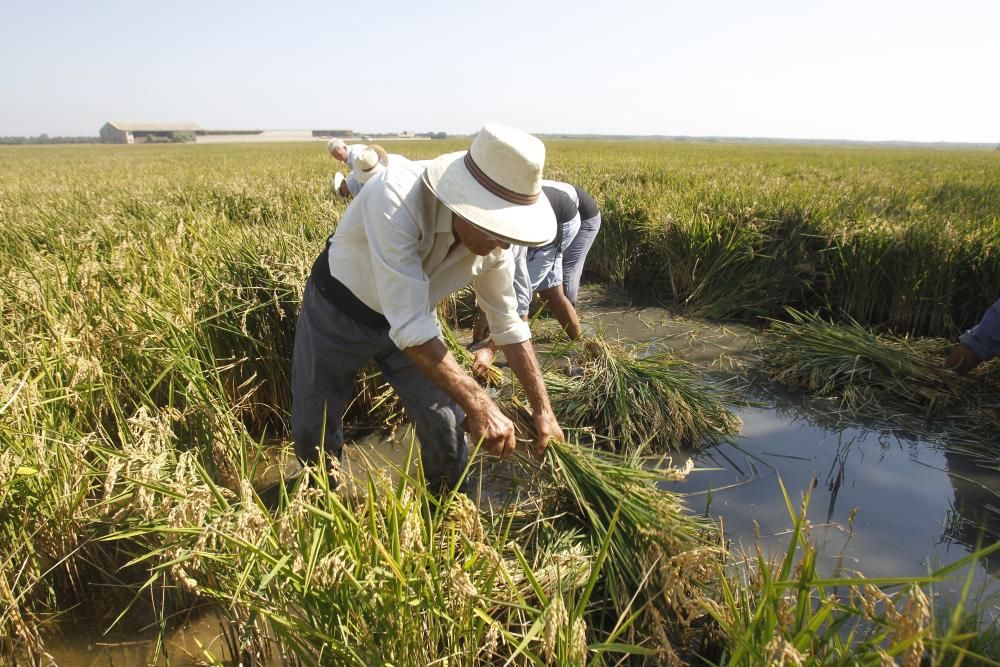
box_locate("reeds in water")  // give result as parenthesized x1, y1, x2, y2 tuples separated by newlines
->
(705, 480, 1000, 666)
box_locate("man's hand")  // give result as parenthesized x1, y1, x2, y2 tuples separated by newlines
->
(502, 339, 566, 455)
(946, 342, 980, 375)
(338, 180, 351, 198)
(404, 337, 517, 458)
(470, 343, 497, 381)
(464, 398, 517, 458)
(532, 410, 564, 455)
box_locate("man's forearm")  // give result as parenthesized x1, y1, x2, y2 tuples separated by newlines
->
(501, 340, 555, 417)
(404, 337, 491, 414)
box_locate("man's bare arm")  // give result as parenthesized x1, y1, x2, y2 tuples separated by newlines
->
(536, 286, 582, 340)
(404, 338, 516, 457)
(501, 339, 565, 453)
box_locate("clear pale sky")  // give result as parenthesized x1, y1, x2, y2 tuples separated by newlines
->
(3, 0, 998, 142)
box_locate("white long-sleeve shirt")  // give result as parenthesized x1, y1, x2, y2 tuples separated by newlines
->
(325, 155, 531, 350)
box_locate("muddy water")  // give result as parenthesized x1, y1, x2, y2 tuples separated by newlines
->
(48, 288, 999, 664)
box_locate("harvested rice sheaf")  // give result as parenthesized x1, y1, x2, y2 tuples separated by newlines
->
(544, 338, 741, 452)
(543, 439, 720, 629)
(758, 309, 992, 420)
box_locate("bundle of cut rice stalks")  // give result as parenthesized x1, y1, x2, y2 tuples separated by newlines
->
(343, 363, 407, 434)
(758, 309, 986, 420)
(437, 285, 479, 329)
(530, 338, 741, 453)
(538, 438, 721, 637)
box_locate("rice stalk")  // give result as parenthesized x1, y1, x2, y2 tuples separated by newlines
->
(539, 438, 720, 646)
(758, 308, 1000, 423)
(538, 338, 742, 452)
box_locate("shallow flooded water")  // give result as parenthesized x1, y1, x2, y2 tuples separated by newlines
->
(672, 399, 1000, 581)
(577, 287, 1000, 600)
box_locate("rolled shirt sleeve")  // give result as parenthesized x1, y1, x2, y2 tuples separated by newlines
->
(476, 249, 531, 346)
(959, 297, 1000, 363)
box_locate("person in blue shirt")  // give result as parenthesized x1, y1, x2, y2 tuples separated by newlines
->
(947, 298, 1000, 373)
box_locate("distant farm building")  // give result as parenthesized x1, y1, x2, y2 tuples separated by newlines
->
(98, 121, 384, 144)
(311, 129, 353, 138)
(100, 122, 201, 144)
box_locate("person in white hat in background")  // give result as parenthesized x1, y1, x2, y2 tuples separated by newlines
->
(330, 142, 390, 198)
(294, 123, 565, 492)
(327, 138, 368, 168)
(345, 145, 389, 197)
(465, 183, 584, 377)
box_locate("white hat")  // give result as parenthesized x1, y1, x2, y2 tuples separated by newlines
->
(368, 144, 389, 165)
(331, 171, 346, 195)
(327, 138, 346, 155)
(422, 124, 556, 247)
(354, 147, 385, 184)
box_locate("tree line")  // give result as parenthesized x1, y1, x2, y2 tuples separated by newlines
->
(0, 134, 101, 145)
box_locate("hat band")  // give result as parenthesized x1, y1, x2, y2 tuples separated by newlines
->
(463, 153, 539, 205)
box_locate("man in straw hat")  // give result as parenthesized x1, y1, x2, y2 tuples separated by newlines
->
(345, 145, 389, 197)
(294, 123, 565, 491)
(331, 143, 390, 198)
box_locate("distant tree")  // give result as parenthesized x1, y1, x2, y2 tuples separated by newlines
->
(0, 134, 100, 145)
(171, 131, 196, 143)
(432, 132, 448, 140)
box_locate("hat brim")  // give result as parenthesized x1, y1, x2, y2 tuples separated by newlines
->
(369, 144, 389, 165)
(332, 172, 346, 195)
(356, 163, 384, 185)
(422, 151, 556, 247)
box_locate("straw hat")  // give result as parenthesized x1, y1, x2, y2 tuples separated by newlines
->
(368, 144, 389, 165)
(422, 124, 555, 247)
(354, 147, 385, 184)
(331, 171, 346, 195)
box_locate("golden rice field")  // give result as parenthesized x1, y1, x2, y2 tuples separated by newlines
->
(1, 140, 999, 665)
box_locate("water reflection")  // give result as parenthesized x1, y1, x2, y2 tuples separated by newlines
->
(942, 449, 1000, 576)
(667, 392, 1000, 592)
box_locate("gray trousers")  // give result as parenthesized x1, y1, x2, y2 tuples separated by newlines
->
(291, 280, 468, 489)
(561, 212, 602, 306)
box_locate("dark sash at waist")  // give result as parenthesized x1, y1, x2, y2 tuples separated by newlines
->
(310, 245, 390, 329)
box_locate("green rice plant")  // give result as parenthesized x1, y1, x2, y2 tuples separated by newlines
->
(106, 444, 657, 665)
(3, 139, 1000, 664)
(705, 479, 1000, 666)
(538, 438, 720, 660)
